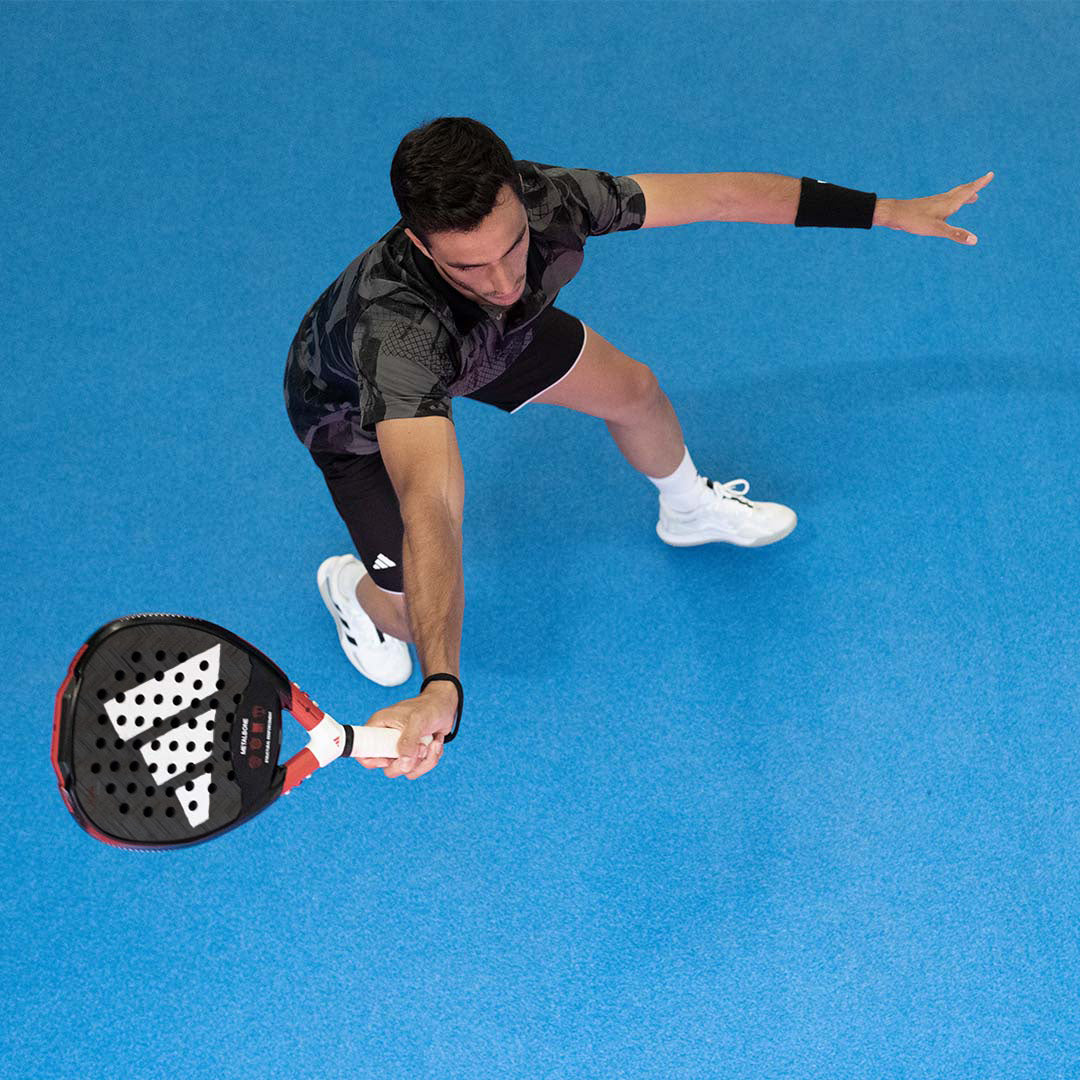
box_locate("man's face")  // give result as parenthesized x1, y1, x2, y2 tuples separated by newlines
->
(405, 182, 530, 308)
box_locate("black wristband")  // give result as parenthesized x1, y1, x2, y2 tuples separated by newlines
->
(795, 176, 877, 229)
(421, 673, 463, 742)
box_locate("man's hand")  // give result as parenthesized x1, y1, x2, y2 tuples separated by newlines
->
(356, 679, 459, 780)
(876, 171, 994, 245)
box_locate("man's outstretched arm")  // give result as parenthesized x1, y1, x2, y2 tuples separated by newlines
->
(626, 169, 994, 244)
(360, 415, 465, 780)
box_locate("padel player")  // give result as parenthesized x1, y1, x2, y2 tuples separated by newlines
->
(284, 116, 992, 780)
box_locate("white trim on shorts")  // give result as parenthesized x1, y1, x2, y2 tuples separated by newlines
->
(508, 321, 589, 414)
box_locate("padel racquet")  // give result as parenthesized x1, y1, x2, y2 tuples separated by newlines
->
(52, 614, 459, 850)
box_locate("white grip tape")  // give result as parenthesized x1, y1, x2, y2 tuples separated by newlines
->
(349, 726, 434, 760)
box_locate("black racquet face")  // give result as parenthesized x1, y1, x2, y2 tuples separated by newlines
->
(52, 615, 291, 849)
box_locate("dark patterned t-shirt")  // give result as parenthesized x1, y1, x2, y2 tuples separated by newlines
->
(283, 161, 646, 456)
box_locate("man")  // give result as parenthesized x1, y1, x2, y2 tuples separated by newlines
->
(284, 116, 992, 781)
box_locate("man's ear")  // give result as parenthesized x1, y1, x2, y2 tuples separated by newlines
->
(403, 227, 431, 260)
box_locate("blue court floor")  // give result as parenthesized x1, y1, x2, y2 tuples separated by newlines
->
(4, 3, 1079, 1078)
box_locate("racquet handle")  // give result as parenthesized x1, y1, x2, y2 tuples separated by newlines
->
(283, 723, 436, 794)
(288, 686, 435, 762)
(348, 726, 434, 759)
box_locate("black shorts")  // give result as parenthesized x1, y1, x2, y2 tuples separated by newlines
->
(310, 305, 587, 593)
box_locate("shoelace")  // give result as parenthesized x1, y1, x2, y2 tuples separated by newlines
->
(706, 477, 754, 509)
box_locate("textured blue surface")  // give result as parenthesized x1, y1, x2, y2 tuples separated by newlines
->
(4, 2, 1079, 1078)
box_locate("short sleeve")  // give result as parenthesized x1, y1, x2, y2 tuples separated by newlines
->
(520, 162, 647, 241)
(351, 304, 456, 426)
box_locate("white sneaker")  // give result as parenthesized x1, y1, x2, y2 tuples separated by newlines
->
(316, 555, 412, 686)
(656, 476, 797, 548)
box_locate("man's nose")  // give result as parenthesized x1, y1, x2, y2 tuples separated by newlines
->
(490, 269, 518, 294)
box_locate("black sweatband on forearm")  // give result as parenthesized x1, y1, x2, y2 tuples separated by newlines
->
(795, 176, 877, 229)
(421, 672, 463, 742)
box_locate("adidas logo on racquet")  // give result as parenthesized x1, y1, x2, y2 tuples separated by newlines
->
(103, 645, 224, 829)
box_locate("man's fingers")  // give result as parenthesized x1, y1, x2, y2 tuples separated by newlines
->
(383, 743, 426, 777)
(405, 739, 444, 780)
(360, 692, 450, 779)
(356, 756, 393, 770)
(896, 175, 987, 244)
(389, 738, 427, 776)
(958, 171, 993, 193)
(380, 737, 444, 780)
(940, 220, 977, 244)
(929, 195, 978, 244)
(945, 172, 992, 210)
(929, 215, 976, 245)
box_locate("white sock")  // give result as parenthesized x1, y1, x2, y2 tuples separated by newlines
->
(646, 446, 705, 512)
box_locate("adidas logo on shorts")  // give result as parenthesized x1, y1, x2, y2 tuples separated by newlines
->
(372, 553, 397, 571)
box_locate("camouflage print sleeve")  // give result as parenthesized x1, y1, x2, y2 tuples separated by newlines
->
(352, 305, 456, 426)
(526, 164, 647, 239)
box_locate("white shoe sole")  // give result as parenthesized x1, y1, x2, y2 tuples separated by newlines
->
(656, 515, 797, 548)
(317, 555, 412, 686)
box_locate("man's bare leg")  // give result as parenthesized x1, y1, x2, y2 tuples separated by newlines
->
(528, 322, 686, 477)
(531, 320, 797, 547)
(356, 572, 413, 642)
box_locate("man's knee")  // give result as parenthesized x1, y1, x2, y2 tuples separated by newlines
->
(614, 361, 663, 424)
(532, 325, 664, 423)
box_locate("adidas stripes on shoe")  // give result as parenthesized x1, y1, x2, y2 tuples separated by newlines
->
(316, 554, 412, 686)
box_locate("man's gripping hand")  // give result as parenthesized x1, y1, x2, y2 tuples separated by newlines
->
(876, 171, 994, 245)
(356, 679, 459, 780)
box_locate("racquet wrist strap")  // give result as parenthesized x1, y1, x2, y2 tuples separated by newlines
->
(421, 673, 463, 742)
(795, 176, 877, 229)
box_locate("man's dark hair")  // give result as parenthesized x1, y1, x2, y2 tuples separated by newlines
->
(390, 116, 524, 251)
